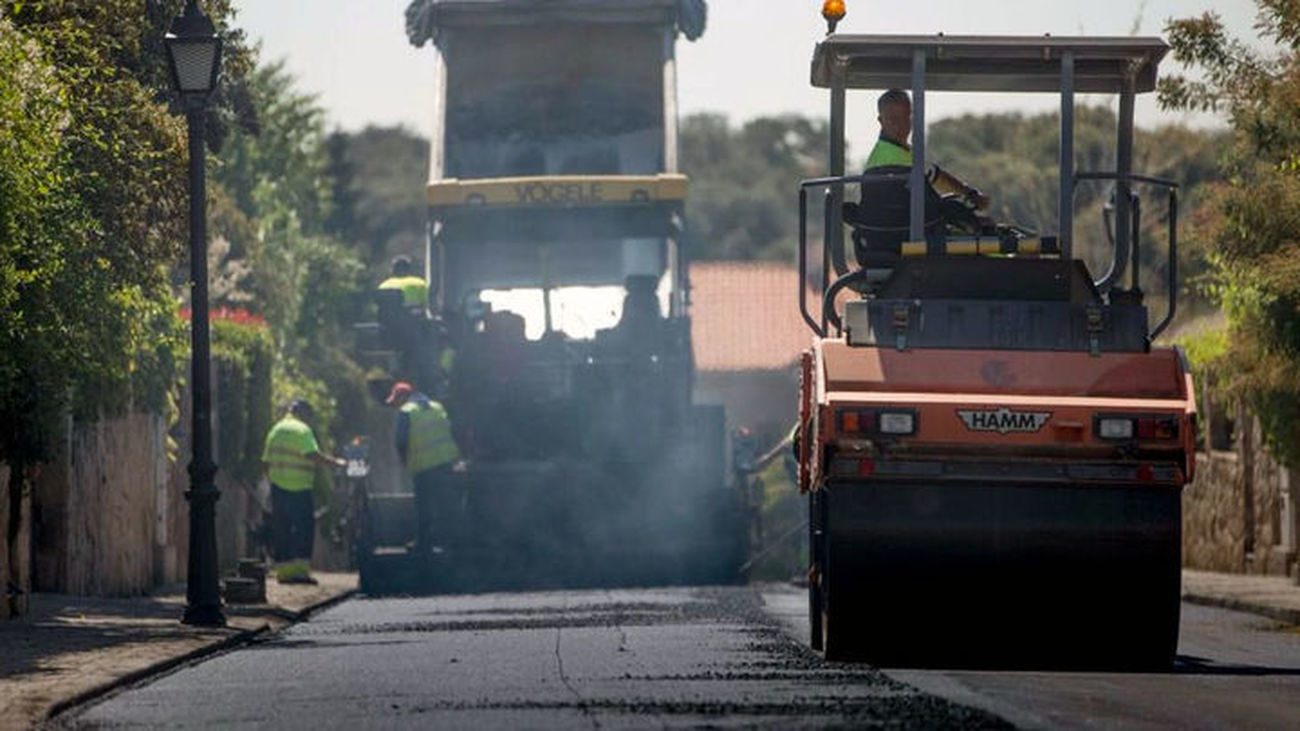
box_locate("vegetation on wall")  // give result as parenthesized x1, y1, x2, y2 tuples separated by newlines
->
(205, 309, 274, 484)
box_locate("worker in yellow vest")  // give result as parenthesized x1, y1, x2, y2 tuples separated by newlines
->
(377, 256, 429, 310)
(386, 381, 462, 552)
(261, 400, 346, 583)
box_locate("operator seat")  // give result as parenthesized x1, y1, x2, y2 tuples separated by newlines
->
(843, 165, 943, 267)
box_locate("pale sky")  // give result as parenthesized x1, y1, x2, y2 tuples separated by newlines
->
(230, 0, 1262, 143)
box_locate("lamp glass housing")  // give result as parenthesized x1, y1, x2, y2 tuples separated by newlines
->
(166, 36, 220, 94)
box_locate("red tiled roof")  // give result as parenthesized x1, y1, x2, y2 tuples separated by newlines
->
(690, 261, 816, 373)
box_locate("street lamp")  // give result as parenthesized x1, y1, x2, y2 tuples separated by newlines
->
(166, 0, 225, 628)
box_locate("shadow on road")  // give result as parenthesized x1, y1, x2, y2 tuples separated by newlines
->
(1175, 654, 1300, 676)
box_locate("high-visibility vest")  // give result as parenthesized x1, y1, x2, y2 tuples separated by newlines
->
(378, 276, 429, 308)
(865, 137, 913, 170)
(262, 416, 318, 492)
(402, 398, 460, 475)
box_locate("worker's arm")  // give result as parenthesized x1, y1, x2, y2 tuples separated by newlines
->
(301, 427, 345, 469)
(310, 451, 347, 469)
(930, 165, 991, 210)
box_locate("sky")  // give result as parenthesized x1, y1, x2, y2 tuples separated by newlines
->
(230, 0, 1263, 144)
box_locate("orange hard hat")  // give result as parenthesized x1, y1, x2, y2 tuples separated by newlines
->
(385, 381, 415, 405)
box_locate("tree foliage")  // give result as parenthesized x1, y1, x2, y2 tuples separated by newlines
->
(208, 60, 366, 451)
(930, 107, 1223, 308)
(324, 125, 430, 281)
(677, 107, 1221, 304)
(680, 113, 826, 261)
(1161, 3, 1300, 466)
(0, 2, 254, 465)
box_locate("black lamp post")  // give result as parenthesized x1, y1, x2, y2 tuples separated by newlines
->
(166, 0, 225, 628)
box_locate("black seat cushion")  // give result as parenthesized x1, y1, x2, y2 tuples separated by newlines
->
(845, 165, 944, 265)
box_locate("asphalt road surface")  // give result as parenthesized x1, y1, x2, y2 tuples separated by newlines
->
(64, 586, 1300, 729)
(764, 589, 1300, 730)
(66, 587, 1007, 729)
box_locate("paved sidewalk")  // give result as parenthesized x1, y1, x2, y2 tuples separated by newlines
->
(0, 572, 356, 731)
(1182, 569, 1300, 626)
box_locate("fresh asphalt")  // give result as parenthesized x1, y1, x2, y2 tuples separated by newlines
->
(65, 587, 1004, 729)
(65, 587, 1300, 729)
(764, 590, 1300, 730)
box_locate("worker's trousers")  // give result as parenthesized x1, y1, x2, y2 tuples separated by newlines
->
(270, 485, 314, 562)
(413, 464, 459, 551)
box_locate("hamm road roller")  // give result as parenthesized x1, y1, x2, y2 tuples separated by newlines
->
(798, 10, 1196, 669)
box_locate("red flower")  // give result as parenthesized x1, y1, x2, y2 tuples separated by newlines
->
(178, 306, 267, 328)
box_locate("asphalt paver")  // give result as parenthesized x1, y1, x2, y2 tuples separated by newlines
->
(68, 587, 1010, 729)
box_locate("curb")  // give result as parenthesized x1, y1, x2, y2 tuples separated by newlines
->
(41, 587, 357, 726)
(1182, 592, 1300, 627)
(288, 587, 358, 621)
(42, 623, 272, 723)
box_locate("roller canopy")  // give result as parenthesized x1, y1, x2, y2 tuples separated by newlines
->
(812, 35, 1169, 93)
(406, 0, 707, 47)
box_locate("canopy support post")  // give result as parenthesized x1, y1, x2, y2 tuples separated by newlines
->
(910, 49, 927, 246)
(1059, 51, 1075, 261)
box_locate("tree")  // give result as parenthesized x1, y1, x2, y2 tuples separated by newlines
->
(678, 108, 1222, 295)
(680, 113, 827, 261)
(209, 60, 366, 450)
(0, 2, 255, 465)
(324, 126, 430, 281)
(1161, 2, 1300, 466)
(930, 107, 1224, 313)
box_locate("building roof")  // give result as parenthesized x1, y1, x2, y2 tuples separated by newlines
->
(690, 261, 815, 373)
(811, 35, 1169, 93)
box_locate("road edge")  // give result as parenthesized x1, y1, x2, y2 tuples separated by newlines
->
(1181, 591, 1300, 627)
(41, 588, 357, 726)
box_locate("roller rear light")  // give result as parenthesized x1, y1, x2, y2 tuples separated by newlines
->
(836, 408, 916, 437)
(879, 411, 916, 435)
(1097, 418, 1134, 440)
(1094, 414, 1180, 441)
(1137, 416, 1179, 440)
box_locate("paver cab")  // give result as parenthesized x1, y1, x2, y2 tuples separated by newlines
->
(799, 3, 1197, 667)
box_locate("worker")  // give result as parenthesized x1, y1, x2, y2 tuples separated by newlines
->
(378, 255, 429, 310)
(387, 381, 462, 552)
(865, 88, 914, 170)
(261, 400, 346, 584)
(865, 89, 990, 209)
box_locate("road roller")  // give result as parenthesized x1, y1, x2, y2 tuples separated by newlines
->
(797, 7, 1196, 669)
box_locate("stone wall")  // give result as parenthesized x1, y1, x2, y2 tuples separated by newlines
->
(1183, 411, 1298, 578)
(1183, 452, 1247, 572)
